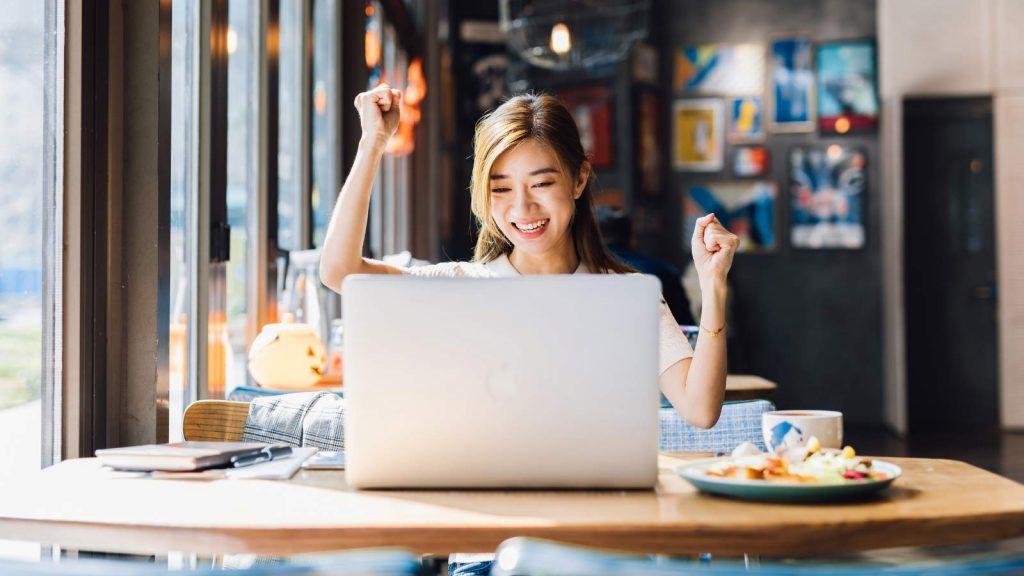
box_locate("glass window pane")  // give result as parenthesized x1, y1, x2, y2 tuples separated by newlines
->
(0, 0, 51, 479)
(224, 0, 259, 397)
(278, 0, 303, 252)
(169, 0, 199, 440)
(311, 0, 338, 248)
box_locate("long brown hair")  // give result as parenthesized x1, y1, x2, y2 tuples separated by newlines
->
(469, 93, 632, 274)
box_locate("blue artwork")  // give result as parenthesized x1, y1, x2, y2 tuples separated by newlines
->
(816, 41, 879, 133)
(685, 181, 776, 252)
(769, 38, 815, 132)
(790, 146, 867, 249)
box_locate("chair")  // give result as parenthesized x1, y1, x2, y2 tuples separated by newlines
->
(183, 399, 249, 441)
(489, 536, 1024, 576)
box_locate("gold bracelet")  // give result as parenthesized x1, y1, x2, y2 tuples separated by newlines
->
(700, 324, 725, 337)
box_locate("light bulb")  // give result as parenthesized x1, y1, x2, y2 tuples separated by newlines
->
(550, 22, 571, 55)
(226, 27, 238, 55)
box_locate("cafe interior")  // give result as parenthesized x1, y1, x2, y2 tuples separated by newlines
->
(2, 0, 1024, 573)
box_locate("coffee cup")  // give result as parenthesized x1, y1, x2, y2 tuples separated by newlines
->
(762, 410, 843, 454)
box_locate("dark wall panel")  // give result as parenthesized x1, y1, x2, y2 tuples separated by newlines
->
(661, 0, 883, 425)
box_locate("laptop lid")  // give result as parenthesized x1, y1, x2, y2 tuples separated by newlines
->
(342, 274, 661, 489)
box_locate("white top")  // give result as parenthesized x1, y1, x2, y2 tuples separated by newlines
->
(404, 253, 694, 375)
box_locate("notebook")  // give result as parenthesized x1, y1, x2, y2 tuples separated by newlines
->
(95, 441, 281, 472)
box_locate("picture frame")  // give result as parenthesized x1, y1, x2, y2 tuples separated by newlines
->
(673, 43, 766, 95)
(731, 146, 771, 178)
(768, 37, 815, 133)
(789, 145, 867, 249)
(726, 95, 765, 143)
(673, 98, 724, 172)
(684, 181, 778, 253)
(816, 40, 880, 134)
(558, 85, 615, 170)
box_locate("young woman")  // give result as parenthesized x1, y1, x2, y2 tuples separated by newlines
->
(320, 84, 739, 429)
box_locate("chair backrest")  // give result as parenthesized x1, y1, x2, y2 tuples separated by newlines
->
(182, 400, 250, 442)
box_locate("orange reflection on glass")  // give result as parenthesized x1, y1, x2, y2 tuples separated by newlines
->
(365, 30, 381, 68)
(386, 58, 426, 156)
(207, 310, 230, 400)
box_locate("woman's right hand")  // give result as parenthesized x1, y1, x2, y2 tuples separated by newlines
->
(354, 84, 402, 149)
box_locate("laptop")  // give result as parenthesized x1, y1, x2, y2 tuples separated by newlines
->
(341, 274, 661, 489)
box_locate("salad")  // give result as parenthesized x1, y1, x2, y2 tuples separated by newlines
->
(706, 438, 890, 484)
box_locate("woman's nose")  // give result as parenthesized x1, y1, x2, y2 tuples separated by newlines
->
(512, 186, 534, 213)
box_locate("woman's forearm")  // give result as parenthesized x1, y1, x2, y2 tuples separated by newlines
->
(319, 137, 386, 292)
(681, 283, 729, 427)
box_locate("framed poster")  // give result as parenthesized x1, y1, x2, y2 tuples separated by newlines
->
(673, 43, 766, 95)
(636, 90, 662, 196)
(731, 146, 771, 178)
(673, 98, 724, 172)
(768, 38, 815, 133)
(727, 96, 765, 142)
(684, 181, 777, 252)
(816, 40, 879, 134)
(790, 145, 867, 249)
(558, 85, 615, 169)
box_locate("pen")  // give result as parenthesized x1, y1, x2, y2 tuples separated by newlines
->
(231, 445, 293, 468)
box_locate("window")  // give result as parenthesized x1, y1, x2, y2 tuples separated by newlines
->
(169, 0, 200, 440)
(311, 0, 340, 249)
(277, 0, 307, 253)
(0, 0, 61, 477)
(224, 0, 261, 396)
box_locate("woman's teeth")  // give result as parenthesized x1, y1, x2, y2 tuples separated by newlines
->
(515, 219, 548, 232)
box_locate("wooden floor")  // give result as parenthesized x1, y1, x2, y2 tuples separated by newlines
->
(847, 426, 1024, 484)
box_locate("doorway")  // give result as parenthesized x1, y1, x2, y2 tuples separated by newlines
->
(903, 97, 999, 432)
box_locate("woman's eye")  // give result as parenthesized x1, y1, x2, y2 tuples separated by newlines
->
(491, 188, 510, 194)
(531, 181, 554, 188)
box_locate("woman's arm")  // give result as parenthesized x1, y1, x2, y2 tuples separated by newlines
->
(319, 84, 405, 294)
(658, 214, 738, 429)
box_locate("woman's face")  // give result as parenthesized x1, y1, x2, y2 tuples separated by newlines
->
(488, 140, 587, 258)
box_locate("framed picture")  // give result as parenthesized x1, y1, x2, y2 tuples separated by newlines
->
(727, 96, 765, 142)
(768, 38, 815, 133)
(790, 145, 867, 249)
(816, 40, 879, 134)
(684, 181, 777, 252)
(673, 43, 766, 95)
(636, 90, 662, 196)
(558, 85, 615, 169)
(673, 98, 724, 172)
(731, 146, 771, 178)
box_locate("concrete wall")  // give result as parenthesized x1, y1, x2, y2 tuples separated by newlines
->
(878, 0, 1024, 431)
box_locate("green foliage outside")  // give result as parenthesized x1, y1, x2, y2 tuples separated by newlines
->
(0, 323, 42, 410)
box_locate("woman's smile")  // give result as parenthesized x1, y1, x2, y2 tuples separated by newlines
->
(511, 218, 550, 239)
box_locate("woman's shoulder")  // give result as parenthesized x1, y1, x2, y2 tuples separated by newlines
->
(405, 260, 493, 278)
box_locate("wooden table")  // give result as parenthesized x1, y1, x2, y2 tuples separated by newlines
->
(1, 454, 1022, 558)
(724, 374, 777, 401)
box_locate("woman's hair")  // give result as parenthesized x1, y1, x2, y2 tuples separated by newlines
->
(469, 93, 632, 274)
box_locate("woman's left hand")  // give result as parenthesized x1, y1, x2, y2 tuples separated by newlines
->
(691, 213, 739, 290)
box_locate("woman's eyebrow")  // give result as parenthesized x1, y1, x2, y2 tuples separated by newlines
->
(529, 167, 559, 176)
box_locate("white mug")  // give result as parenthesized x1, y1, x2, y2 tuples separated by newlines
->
(762, 410, 843, 454)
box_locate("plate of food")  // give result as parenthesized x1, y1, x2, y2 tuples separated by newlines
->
(675, 440, 901, 502)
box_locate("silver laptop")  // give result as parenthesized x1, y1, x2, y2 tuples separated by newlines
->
(341, 274, 661, 489)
